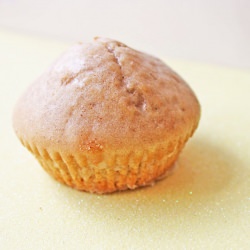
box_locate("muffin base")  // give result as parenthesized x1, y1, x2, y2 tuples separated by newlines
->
(19, 135, 187, 194)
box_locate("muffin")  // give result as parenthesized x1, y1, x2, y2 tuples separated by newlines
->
(13, 37, 200, 194)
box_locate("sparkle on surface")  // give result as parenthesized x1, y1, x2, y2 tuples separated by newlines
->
(0, 30, 250, 250)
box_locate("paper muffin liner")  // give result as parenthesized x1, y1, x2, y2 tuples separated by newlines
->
(19, 135, 188, 194)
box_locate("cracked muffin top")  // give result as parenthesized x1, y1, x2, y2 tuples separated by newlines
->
(13, 37, 200, 154)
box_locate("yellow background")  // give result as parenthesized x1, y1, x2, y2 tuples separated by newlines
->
(0, 30, 249, 249)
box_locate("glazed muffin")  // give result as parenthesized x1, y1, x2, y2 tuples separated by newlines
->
(13, 37, 200, 193)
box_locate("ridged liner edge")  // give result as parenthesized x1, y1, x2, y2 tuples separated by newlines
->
(19, 134, 189, 194)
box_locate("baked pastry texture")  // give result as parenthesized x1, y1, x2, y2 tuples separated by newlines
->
(13, 37, 200, 193)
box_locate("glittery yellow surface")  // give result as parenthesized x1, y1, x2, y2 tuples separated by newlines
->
(0, 30, 249, 249)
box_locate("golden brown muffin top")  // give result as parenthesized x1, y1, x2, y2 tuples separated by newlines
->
(13, 37, 200, 154)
